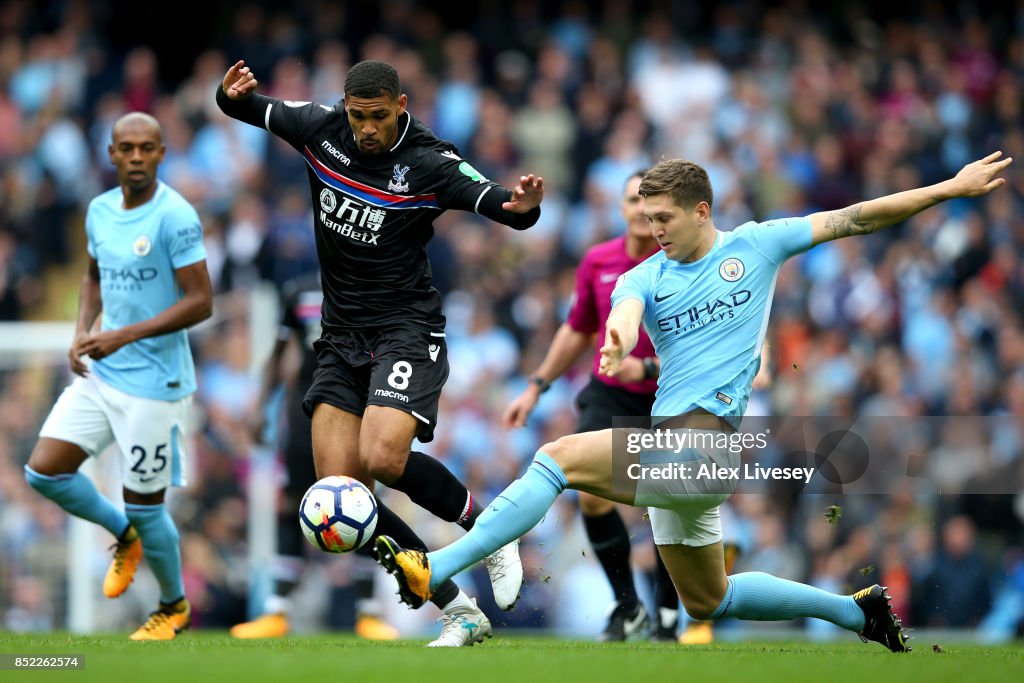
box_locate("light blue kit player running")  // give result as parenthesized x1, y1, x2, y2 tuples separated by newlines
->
(378, 151, 1014, 652)
(25, 112, 212, 641)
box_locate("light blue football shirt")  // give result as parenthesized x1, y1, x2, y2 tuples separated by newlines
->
(85, 182, 206, 401)
(611, 218, 813, 426)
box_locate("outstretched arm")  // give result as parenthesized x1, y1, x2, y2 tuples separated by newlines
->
(472, 173, 544, 230)
(501, 174, 544, 214)
(222, 60, 259, 99)
(809, 151, 1012, 245)
(599, 298, 645, 378)
(503, 323, 593, 428)
(216, 59, 330, 146)
(215, 60, 274, 128)
(438, 152, 544, 229)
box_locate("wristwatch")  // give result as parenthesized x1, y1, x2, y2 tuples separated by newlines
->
(528, 375, 551, 393)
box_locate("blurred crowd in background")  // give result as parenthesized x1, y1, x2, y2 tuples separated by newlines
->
(1, 0, 1024, 640)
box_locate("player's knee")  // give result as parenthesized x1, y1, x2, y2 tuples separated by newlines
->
(681, 595, 720, 621)
(365, 459, 403, 484)
(538, 435, 572, 467)
(539, 434, 589, 485)
(360, 445, 407, 484)
(26, 440, 81, 477)
(679, 582, 728, 621)
(24, 464, 54, 493)
(123, 488, 165, 506)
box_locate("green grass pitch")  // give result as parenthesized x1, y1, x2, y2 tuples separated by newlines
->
(1, 633, 1021, 682)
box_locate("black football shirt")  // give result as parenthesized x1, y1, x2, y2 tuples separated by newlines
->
(217, 88, 538, 332)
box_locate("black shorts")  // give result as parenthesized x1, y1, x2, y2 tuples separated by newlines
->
(282, 390, 317, 497)
(303, 325, 449, 443)
(575, 377, 656, 433)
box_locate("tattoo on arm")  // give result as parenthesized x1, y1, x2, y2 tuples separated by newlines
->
(825, 204, 877, 240)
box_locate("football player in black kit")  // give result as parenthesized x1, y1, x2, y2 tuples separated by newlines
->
(217, 59, 544, 646)
(231, 272, 398, 641)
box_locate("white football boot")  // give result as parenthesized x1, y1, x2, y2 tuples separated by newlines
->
(427, 597, 493, 647)
(482, 539, 524, 610)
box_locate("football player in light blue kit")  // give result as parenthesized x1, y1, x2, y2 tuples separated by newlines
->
(377, 151, 1012, 652)
(24, 112, 212, 640)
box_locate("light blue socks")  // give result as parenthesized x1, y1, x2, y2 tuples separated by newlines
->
(710, 571, 865, 631)
(126, 503, 185, 604)
(427, 452, 568, 591)
(419, 451, 865, 632)
(24, 465, 130, 538)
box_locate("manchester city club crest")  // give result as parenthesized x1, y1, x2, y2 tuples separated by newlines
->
(719, 257, 744, 282)
(133, 235, 151, 257)
(388, 164, 410, 193)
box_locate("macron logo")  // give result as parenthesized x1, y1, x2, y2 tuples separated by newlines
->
(321, 140, 351, 165)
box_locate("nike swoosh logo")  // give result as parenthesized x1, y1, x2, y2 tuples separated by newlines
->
(600, 272, 620, 283)
(626, 611, 647, 630)
(654, 291, 678, 302)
